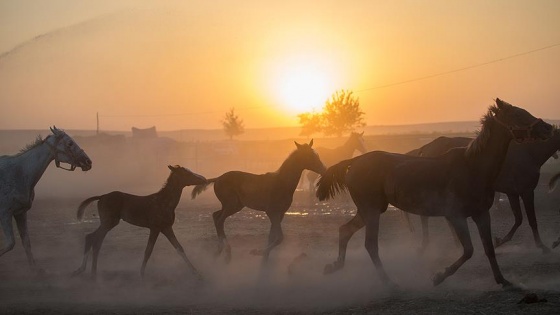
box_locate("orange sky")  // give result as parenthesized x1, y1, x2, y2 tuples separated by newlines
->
(1, 0, 559, 131)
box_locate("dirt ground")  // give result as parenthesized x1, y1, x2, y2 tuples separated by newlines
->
(1, 183, 560, 314)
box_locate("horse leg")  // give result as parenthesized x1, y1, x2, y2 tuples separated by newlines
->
(0, 213, 16, 258)
(90, 223, 116, 277)
(72, 229, 96, 276)
(213, 204, 242, 264)
(161, 226, 202, 280)
(140, 229, 160, 278)
(14, 212, 40, 271)
(212, 210, 226, 257)
(361, 206, 394, 286)
(418, 215, 430, 255)
(251, 212, 284, 262)
(432, 216, 473, 286)
(324, 213, 364, 274)
(494, 193, 522, 247)
(521, 191, 550, 253)
(472, 211, 511, 288)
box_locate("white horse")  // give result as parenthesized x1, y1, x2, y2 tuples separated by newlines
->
(0, 126, 92, 271)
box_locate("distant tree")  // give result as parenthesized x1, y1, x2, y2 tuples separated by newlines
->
(322, 90, 365, 137)
(298, 89, 365, 137)
(222, 107, 245, 140)
(298, 112, 323, 137)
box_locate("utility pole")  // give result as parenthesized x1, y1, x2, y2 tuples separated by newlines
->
(96, 112, 99, 135)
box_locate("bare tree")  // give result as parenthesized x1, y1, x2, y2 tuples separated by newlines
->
(222, 108, 245, 140)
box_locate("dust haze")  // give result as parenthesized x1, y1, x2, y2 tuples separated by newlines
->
(1, 130, 560, 314)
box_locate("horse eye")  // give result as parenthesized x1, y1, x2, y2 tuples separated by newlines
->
(68, 142, 74, 147)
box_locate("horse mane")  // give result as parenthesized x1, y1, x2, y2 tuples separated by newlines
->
(17, 135, 45, 156)
(465, 105, 497, 159)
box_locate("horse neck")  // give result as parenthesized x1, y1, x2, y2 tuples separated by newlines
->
(524, 130, 560, 166)
(340, 139, 359, 157)
(466, 120, 512, 184)
(158, 176, 185, 199)
(17, 141, 55, 190)
(277, 155, 305, 189)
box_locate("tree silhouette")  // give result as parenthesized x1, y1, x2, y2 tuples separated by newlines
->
(222, 107, 245, 140)
(298, 89, 365, 137)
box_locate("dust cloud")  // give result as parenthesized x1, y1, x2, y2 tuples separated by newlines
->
(1, 131, 560, 314)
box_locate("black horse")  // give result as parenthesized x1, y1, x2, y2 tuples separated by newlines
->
(316, 99, 552, 287)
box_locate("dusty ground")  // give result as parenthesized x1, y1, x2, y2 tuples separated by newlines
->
(1, 184, 560, 314)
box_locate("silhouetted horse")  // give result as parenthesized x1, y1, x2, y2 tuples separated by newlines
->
(0, 127, 92, 272)
(305, 132, 366, 193)
(72, 165, 206, 279)
(549, 172, 560, 248)
(191, 140, 326, 263)
(410, 129, 560, 253)
(316, 99, 552, 287)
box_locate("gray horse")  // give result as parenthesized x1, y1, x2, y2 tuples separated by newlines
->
(0, 127, 92, 271)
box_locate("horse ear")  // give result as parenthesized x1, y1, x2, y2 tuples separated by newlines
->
(294, 141, 302, 149)
(168, 165, 174, 171)
(309, 139, 314, 147)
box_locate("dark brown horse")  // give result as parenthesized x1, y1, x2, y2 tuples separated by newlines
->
(305, 132, 366, 193)
(191, 140, 326, 263)
(410, 129, 560, 253)
(316, 99, 552, 287)
(72, 165, 206, 278)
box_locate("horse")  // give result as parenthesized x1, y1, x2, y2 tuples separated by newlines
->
(316, 99, 553, 288)
(305, 132, 366, 193)
(72, 165, 206, 279)
(191, 140, 326, 263)
(409, 129, 560, 253)
(549, 172, 560, 248)
(0, 126, 92, 271)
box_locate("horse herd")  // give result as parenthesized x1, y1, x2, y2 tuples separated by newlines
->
(1, 99, 559, 290)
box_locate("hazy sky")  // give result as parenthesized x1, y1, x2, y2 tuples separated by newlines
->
(1, 0, 559, 131)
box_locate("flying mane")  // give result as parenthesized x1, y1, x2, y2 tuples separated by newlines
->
(17, 136, 45, 156)
(465, 105, 497, 160)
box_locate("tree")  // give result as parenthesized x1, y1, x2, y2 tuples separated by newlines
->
(322, 90, 365, 136)
(297, 111, 323, 137)
(298, 89, 365, 137)
(222, 107, 245, 140)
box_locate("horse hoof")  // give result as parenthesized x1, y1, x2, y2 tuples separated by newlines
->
(432, 272, 446, 286)
(552, 241, 560, 249)
(323, 262, 341, 275)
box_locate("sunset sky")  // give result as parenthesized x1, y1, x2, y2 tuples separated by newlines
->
(1, 0, 559, 131)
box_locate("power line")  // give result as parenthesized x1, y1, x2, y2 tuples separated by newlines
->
(355, 41, 560, 93)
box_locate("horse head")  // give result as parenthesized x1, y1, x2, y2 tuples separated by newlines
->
(294, 140, 327, 175)
(168, 165, 207, 187)
(492, 99, 553, 143)
(47, 126, 92, 171)
(350, 131, 367, 154)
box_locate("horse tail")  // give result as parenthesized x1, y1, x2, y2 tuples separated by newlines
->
(191, 178, 217, 199)
(549, 172, 560, 192)
(316, 159, 354, 201)
(77, 196, 101, 221)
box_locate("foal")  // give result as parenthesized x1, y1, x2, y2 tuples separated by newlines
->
(72, 165, 206, 278)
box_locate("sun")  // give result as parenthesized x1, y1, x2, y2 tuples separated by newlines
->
(270, 58, 336, 114)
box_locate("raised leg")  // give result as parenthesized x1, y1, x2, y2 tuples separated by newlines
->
(432, 216, 473, 286)
(472, 211, 511, 287)
(161, 227, 202, 279)
(140, 229, 160, 278)
(324, 213, 364, 274)
(521, 191, 550, 253)
(494, 193, 522, 247)
(0, 213, 16, 258)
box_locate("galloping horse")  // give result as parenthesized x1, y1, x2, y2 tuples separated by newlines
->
(305, 132, 366, 193)
(0, 127, 92, 271)
(191, 140, 326, 263)
(410, 129, 560, 253)
(316, 99, 552, 287)
(72, 165, 206, 278)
